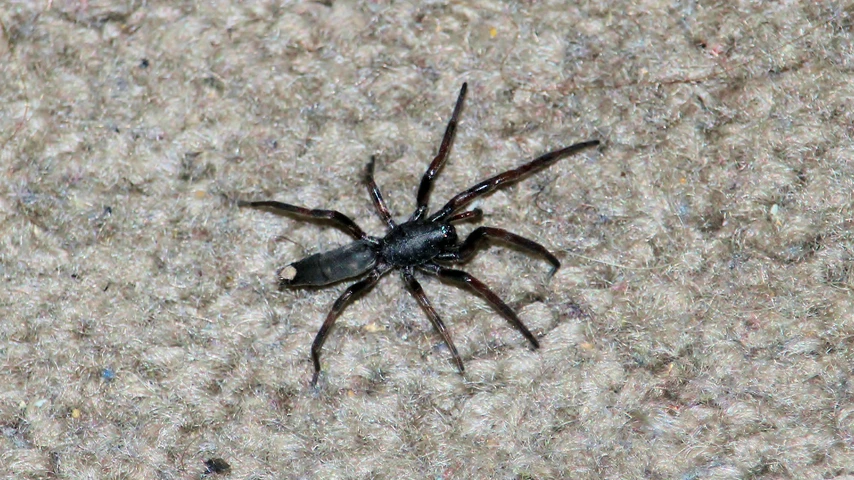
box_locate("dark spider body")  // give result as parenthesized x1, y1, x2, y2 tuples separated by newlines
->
(381, 222, 457, 267)
(281, 240, 378, 286)
(241, 83, 599, 386)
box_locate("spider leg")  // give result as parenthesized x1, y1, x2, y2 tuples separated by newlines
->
(438, 226, 560, 275)
(366, 156, 396, 228)
(401, 269, 464, 373)
(420, 264, 540, 349)
(410, 83, 468, 222)
(309, 266, 388, 387)
(428, 139, 600, 222)
(447, 208, 483, 223)
(239, 200, 368, 240)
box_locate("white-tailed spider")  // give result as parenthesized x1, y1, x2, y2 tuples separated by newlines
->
(241, 83, 599, 386)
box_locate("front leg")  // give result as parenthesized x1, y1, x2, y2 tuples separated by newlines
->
(428, 139, 600, 221)
(410, 83, 468, 222)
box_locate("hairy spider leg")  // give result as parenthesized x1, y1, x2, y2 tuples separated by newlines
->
(420, 263, 540, 349)
(310, 266, 390, 387)
(401, 270, 465, 373)
(428, 139, 601, 222)
(366, 156, 396, 228)
(410, 82, 468, 223)
(437, 226, 560, 275)
(238, 200, 368, 240)
(447, 208, 483, 223)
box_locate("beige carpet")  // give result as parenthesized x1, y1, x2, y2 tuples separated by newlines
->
(2, 1, 853, 478)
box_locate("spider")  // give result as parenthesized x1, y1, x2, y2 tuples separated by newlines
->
(240, 83, 599, 386)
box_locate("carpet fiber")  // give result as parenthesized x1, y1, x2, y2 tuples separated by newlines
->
(2, 1, 853, 478)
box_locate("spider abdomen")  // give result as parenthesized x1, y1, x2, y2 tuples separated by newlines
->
(380, 221, 457, 266)
(279, 239, 378, 287)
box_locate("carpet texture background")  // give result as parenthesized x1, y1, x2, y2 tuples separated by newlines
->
(2, 1, 854, 478)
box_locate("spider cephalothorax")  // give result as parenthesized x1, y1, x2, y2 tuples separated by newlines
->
(241, 83, 599, 386)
